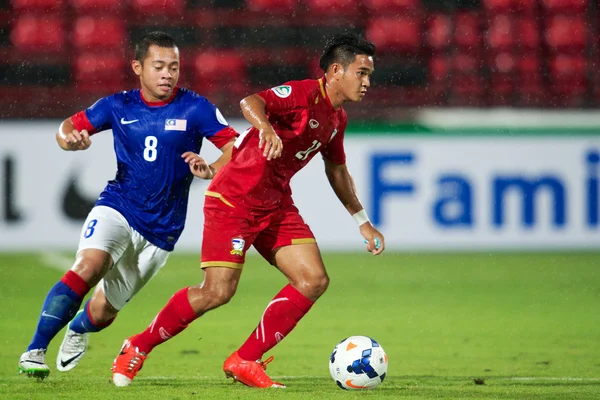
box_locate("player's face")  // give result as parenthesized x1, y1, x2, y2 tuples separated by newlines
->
(339, 54, 374, 102)
(132, 44, 180, 102)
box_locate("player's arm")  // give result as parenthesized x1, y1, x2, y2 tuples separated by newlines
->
(240, 94, 282, 160)
(182, 139, 235, 180)
(56, 117, 91, 151)
(324, 158, 385, 255)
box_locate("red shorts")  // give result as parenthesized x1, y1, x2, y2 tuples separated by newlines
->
(200, 194, 316, 269)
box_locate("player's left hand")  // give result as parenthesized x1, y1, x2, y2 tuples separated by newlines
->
(258, 127, 283, 160)
(360, 223, 385, 256)
(182, 152, 214, 179)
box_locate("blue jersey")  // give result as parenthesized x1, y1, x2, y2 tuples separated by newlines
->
(71, 87, 236, 251)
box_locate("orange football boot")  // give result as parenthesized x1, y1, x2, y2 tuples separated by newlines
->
(223, 351, 286, 388)
(111, 337, 147, 387)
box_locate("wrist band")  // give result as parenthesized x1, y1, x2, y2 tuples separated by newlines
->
(352, 210, 370, 226)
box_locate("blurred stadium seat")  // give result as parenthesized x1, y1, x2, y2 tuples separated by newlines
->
(246, 0, 297, 12)
(11, 0, 64, 12)
(129, 0, 185, 16)
(73, 52, 126, 92)
(544, 15, 587, 53)
(305, 0, 359, 15)
(363, 0, 420, 14)
(426, 14, 452, 52)
(366, 17, 421, 53)
(2, 0, 600, 116)
(11, 15, 66, 53)
(71, 0, 123, 13)
(73, 16, 126, 50)
(540, 0, 588, 14)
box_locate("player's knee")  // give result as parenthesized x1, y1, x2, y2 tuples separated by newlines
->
(297, 273, 329, 300)
(204, 285, 237, 309)
(72, 250, 112, 286)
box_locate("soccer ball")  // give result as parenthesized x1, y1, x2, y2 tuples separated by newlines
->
(328, 336, 388, 390)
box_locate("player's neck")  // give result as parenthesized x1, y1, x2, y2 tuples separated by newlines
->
(140, 87, 177, 106)
(324, 79, 344, 110)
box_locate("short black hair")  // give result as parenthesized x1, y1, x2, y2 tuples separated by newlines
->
(135, 31, 178, 61)
(319, 33, 376, 72)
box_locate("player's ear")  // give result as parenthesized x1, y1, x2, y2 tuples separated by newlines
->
(131, 60, 142, 76)
(329, 63, 344, 79)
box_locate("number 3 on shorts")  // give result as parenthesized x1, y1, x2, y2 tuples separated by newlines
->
(84, 219, 98, 238)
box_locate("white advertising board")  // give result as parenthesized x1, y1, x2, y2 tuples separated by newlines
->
(0, 121, 599, 251)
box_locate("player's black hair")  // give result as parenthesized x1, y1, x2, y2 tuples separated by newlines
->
(135, 31, 178, 62)
(319, 33, 376, 72)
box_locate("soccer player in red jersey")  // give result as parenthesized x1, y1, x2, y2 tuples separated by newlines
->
(111, 33, 385, 388)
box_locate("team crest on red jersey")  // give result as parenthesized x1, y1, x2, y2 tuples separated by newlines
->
(230, 237, 245, 256)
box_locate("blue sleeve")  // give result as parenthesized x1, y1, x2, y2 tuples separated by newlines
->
(84, 96, 113, 132)
(195, 99, 229, 138)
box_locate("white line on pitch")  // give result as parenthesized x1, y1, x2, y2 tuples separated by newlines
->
(40, 251, 73, 272)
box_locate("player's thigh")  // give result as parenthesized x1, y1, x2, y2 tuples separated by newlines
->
(255, 204, 328, 299)
(74, 206, 133, 284)
(201, 196, 261, 270)
(254, 203, 317, 264)
(100, 235, 170, 311)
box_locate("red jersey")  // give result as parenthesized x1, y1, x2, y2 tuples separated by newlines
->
(207, 78, 347, 211)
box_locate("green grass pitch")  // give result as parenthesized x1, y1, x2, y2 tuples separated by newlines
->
(0, 252, 599, 399)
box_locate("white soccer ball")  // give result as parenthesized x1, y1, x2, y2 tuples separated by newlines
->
(328, 335, 388, 390)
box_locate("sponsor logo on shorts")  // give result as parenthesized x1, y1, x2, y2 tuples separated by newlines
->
(230, 237, 245, 256)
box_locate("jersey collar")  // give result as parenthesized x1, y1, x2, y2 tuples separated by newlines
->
(140, 87, 179, 107)
(318, 77, 335, 111)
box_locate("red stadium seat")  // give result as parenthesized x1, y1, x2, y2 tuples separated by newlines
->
(193, 50, 247, 97)
(549, 55, 588, 106)
(482, 0, 536, 15)
(450, 75, 485, 106)
(363, 0, 420, 14)
(11, 15, 66, 53)
(246, 0, 297, 13)
(73, 52, 126, 93)
(11, 0, 65, 12)
(516, 17, 540, 51)
(544, 15, 586, 53)
(129, 0, 185, 17)
(511, 55, 546, 106)
(541, 0, 588, 14)
(485, 15, 513, 53)
(488, 52, 516, 105)
(70, 0, 123, 13)
(549, 55, 586, 91)
(73, 16, 126, 50)
(366, 17, 420, 53)
(426, 14, 452, 52)
(305, 0, 358, 15)
(454, 12, 480, 51)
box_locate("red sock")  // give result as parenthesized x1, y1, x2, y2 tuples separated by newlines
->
(131, 287, 198, 354)
(238, 284, 314, 361)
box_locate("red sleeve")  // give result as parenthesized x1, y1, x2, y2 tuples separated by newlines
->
(321, 112, 347, 165)
(256, 80, 311, 114)
(70, 111, 98, 135)
(206, 126, 238, 148)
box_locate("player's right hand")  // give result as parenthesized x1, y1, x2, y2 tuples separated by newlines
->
(258, 127, 282, 160)
(63, 129, 92, 151)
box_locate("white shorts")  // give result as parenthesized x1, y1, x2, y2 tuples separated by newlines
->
(77, 206, 170, 310)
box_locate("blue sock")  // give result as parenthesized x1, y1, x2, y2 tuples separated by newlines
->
(70, 299, 114, 334)
(27, 281, 84, 351)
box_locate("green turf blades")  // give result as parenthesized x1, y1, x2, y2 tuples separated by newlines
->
(18, 365, 49, 380)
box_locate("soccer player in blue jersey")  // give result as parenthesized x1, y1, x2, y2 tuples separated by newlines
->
(18, 31, 238, 380)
